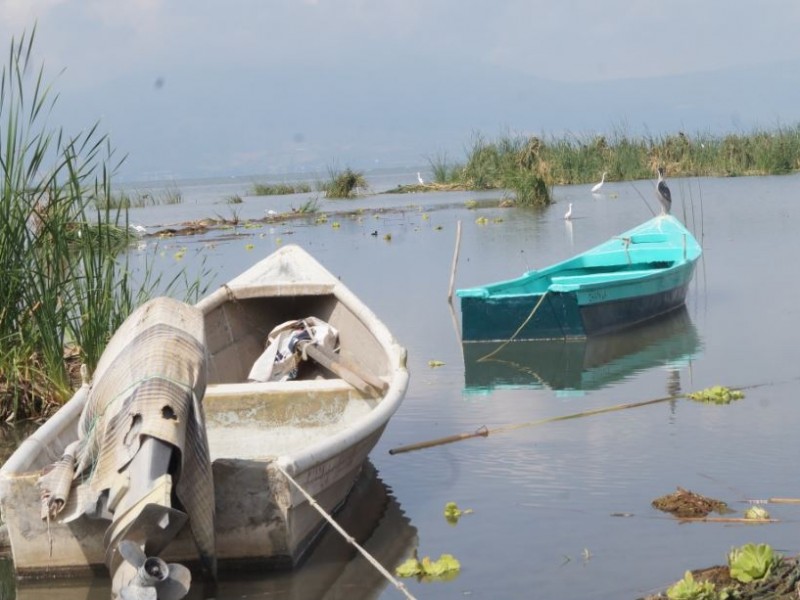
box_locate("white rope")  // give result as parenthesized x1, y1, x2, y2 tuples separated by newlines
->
(275, 464, 419, 600)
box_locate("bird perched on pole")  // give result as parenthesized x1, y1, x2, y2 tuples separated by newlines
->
(656, 167, 672, 215)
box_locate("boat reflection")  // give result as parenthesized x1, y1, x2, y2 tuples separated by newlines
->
(6, 460, 417, 600)
(463, 306, 702, 394)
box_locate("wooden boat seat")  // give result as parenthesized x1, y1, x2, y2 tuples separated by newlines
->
(202, 378, 373, 460)
(205, 377, 362, 406)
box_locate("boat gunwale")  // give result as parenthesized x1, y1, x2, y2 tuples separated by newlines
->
(456, 215, 701, 299)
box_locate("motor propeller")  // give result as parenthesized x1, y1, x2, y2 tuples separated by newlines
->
(117, 540, 191, 600)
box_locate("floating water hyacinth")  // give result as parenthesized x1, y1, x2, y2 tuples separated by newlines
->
(444, 501, 473, 525)
(395, 552, 461, 581)
(686, 386, 744, 405)
(744, 505, 770, 520)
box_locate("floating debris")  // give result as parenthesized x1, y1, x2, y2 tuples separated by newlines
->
(652, 486, 730, 518)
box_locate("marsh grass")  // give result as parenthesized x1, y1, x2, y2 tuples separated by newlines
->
(292, 196, 320, 214)
(251, 182, 312, 196)
(424, 124, 800, 203)
(444, 125, 800, 206)
(98, 183, 183, 209)
(0, 30, 201, 419)
(323, 166, 368, 199)
(427, 152, 463, 184)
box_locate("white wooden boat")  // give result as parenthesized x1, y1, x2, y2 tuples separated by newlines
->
(9, 461, 418, 600)
(0, 244, 409, 582)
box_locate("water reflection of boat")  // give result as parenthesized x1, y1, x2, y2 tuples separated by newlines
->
(463, 307, 702, 393)
(8, 461, 417, 600)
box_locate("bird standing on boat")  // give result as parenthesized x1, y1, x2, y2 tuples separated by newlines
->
(564, 203, 573, 220)
(656, 167, 672, 215)
(591, 171, 607, 193)
(417, 172, 425, 185)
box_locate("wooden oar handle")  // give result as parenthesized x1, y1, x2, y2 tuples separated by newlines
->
(298, 341, 386, 396)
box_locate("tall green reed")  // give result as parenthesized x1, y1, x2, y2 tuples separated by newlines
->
(0, 29, 202, 419)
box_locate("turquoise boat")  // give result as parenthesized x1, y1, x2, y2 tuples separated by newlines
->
(457, 215, 702, 342)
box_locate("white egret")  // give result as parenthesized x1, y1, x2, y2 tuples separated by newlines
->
(564, 202, 573, 220)
(130, 224, 147, 236)
(417, 172, 425, 185)
(591, 171, 607, 193)
(656, 167, 672, 215)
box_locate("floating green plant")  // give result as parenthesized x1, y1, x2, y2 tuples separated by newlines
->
(428, 360, 445, 368)
(686, 386, 744, 404)
(728, 543, 780, 583)
(396, 552, 461, 581)
(665, 571, 716, 600)
(744, 506, 770, 520)
(444, 501, 473, 525)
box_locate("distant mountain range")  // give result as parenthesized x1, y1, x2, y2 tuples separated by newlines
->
(54, 57, 800, 181)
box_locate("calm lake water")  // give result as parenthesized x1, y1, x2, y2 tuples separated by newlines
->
(4, 170, 800, 599)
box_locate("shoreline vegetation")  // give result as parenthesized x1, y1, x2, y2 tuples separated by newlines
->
(0, 30, 203, 420)
(6, 27, 800, 418)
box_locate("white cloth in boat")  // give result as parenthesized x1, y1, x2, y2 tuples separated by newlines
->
(248, 316, 339, 382)
(36, 297, 216, 577)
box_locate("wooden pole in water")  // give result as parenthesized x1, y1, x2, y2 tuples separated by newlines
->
(388, 395, 680, 455)
(447, 220, 462, 302)
(388, 426, 489, 455)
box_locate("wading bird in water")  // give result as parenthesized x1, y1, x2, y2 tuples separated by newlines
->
(564, 203, 573, 220)
(591, 171, 607, 193)
(417, 172, 425, 185)
(656, 167, 672, 215)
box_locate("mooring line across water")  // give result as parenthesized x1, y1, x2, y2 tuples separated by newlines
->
(275, 463, 418, 600)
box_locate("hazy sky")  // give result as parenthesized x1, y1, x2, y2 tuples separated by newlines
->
(2, 1, 800, 180)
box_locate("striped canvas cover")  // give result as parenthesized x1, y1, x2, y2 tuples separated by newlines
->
(37, 296, 216, 575)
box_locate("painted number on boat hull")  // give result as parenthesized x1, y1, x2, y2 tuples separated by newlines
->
(586, 289, 609, 303)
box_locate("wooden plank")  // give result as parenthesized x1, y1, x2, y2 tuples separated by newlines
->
(298, 342, 385, 397)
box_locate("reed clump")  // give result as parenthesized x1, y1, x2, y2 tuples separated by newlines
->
(0, 30, 202, 420)
(322, 167, 369, 199)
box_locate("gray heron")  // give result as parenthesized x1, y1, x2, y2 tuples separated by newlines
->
(656, 167, 672, 215)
